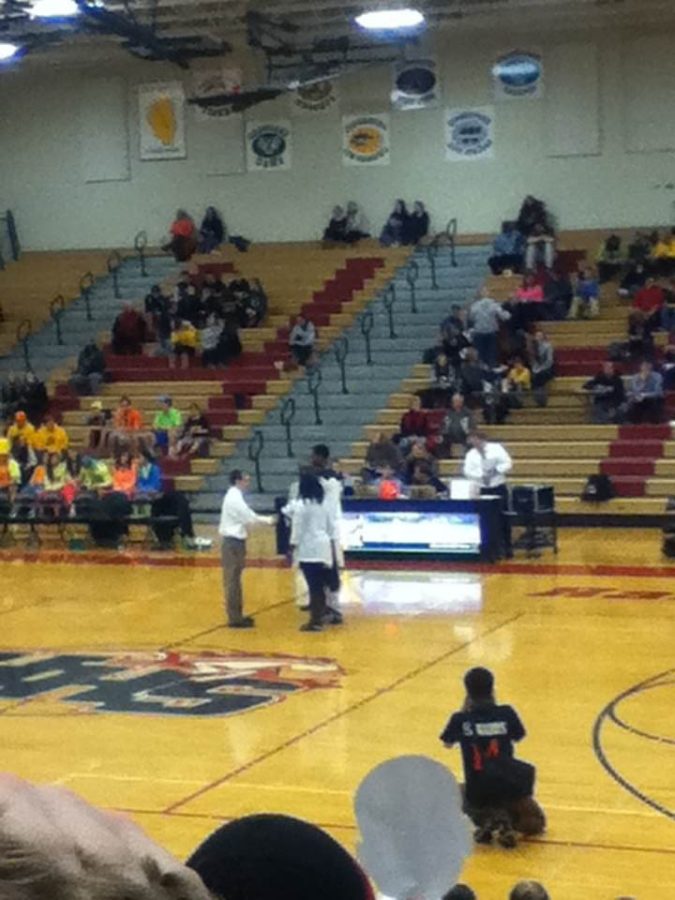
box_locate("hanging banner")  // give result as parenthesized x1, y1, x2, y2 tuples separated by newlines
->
(391, 59, 440, 110)
(342, 114, 390, 166)
(445, 107, 495, 161)
(493, 51, 544, 100)
(246, 120, 292, 171)
(292, 79, 339, 114)
(138, 82, 186, 160)
(191, 67, 243, 120)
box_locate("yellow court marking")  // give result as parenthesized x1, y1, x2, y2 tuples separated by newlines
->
(1, 530, 674, 898)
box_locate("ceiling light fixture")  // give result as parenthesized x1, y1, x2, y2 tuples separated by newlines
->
(0, 42, 20, 61)
(30, 0, 79, 18)
(355, 8, 425, 31)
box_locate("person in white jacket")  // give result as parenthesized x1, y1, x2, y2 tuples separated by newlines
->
(463, 431, 513, 558)
(287, 473, 340, 632)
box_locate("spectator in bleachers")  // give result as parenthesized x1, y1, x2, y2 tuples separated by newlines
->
(111, 395, 143, 454)
(652, 227, 675, 276)
(69, 340, 107, 396)
(515, 273, 544, 304)
(174, 402, 210, 458)
(345, 202, 371, 243)
(626, 360, 664, 424)
(144, 283, 173, 355)
(176, 283, 204, 327)
(633, 277, 664, 333)
(234, 278, 268, 329)
(627, 310, 654, 361)
(380, 199, 408, 247)
(504, 356, 532, 407)
(440, 306, 470, 372)
(596, 234, 624, 283)
(619, 261, 647, 298)
(170, 319, 199, 370)
(153, 395, 182, 455)
(34, 415, 69, 455)
(398, 395, 430, 450)
(469, 287, 511, 367)
(10, 436, 38, 488)
(323, 205, 348, 244)
(516, 195, 550, 237)
(530, 330, 555, 407)
(198, 206, 225, 253)
(440, 393, 475, 458)
(218, 318, 243, 365)
(524, 223, 556, 271)
(166, 209, 198, 262)
(289, 314, 316, 367)
(0, 438, 21, 505)
(7, 409, 36, 447)
(112, 450, 138, 498)
(488, 221, 524, 275)
(408, 461, 448, 497)
(543, 268, 573, 319)
(403, 201, 430, 245)
(22, 372, 48, 422)
(111, 303, 147, 355)
(202, 273, 227, 318)
(627, 231, 652, 266)
(200, 313, 224, 368)
(136, 451, 163, 498)
(364, 433, 403, 482)
(509, 881, 550, 900)
(514, 273, 544, 328)
(376, 464, 404, 499)
(459, 347, 486, 405)
(661, 276, 675, 333)
(568, 267, 599, 319)
(79, 455, 113, 494)
(402, 439, 439, 484)
(39, 451, 72, 508)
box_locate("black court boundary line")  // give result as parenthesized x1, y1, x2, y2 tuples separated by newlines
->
(592, 668, 675, 822)
(163, 612, 524, 815)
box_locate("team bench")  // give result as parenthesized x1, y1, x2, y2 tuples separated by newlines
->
(0, 513, 180, 550)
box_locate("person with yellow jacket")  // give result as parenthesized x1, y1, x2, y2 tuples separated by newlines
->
(33, 415, 69, 454)
(170, 319, 199, 370)
(6, 410, 36, 447)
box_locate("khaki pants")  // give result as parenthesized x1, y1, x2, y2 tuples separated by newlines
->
(221, 537, 246, 623)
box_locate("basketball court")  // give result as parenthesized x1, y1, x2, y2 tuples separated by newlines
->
(2, 530, 674, 898)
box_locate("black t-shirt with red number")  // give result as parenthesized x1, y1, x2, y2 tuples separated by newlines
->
(440, 703, 526, 789)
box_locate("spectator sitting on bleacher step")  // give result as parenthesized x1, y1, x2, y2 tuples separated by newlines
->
(79, 455, 112, 494)
(144, 284, 173, 356)
(34, 414, 69, 455)
(170, 319, 199, 370)
(524, 223, 556, 272)
(7, 409, 36, 447)
(345, 202, 371, 244)
(568, 267, 599, 319)
(543, 268, 573, 320)
(504, 356, 532, 408)
(165, 209, 198, 262)
(408, 461, 448, 498)
(0, 438, 21, 506)
(380, 199, 408, 248)
(153, 395, 182, 456)
(596, 234, 624, 283)
(529, 330, 555, 407)
(323, 205, 348, 244)
(618, 261, 647, 298)
(22, 372, 49, 423)
(200, 313, 224, 368)
(111, 395, 144, 455)
(626, 360, 664, 424)
(173, 402, 210, 458)
(397, 396, 430, 452)
(69, 340, 107, 396)
(198, 206, 225, 254)
(112, 450, 138, 498)
(86, 400, 112, 453)
(136, 450, 163, 499)
(439, 393, 475, 458)
(112, 303, 147, 356)
(626, 310, 655, 361)
(364, 433, 403, 483)
(402, 439, 439, 484)
(516, 195, 551, 238)
(488, 221, 524, 275)
(403, 201, 430, 246)
(289, 314, 316, 368)
(652, 227, 675, 277)
(10, 435, 37, 488)
(633, 277, 664, 334)
(176, 283, 204, 327)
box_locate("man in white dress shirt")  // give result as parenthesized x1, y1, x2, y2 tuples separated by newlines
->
(219, 470, 274, 628)
(463, 431, 513, 558)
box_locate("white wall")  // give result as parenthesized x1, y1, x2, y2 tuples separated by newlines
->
(2, 24, 675, 250)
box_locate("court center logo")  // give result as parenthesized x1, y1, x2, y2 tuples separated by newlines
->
(445, 107, 494, 160)
(343, 114, 390, 166)
(493, 51, 543, 99)
(0, 649, 342, 717)
(246, 121, 292, 171)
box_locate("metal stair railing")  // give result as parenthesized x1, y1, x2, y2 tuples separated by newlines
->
(16, 319, 33, 372)
(383, 284, 398, 339)
(107, 250, 123, 299)
(280, 397, 297, 458)
(333, 336, 349, 394)
(248, 429, 265, 493)
(431, 216, 458, 267)
(50, 295, 66, 345)
(307, 367, 323, 426)
(80, 272, 95, 321)
(134, 230, 148, 278)
(359, 309, 375, 366)
(406, 259, 419, 314)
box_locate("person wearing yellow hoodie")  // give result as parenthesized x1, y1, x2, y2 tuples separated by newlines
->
(7, 410, 36, 447)
(0, 438, 21, 504)
(170, 319, 199, 370)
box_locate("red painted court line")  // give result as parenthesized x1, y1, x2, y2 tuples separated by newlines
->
(0, 551, 285, 569)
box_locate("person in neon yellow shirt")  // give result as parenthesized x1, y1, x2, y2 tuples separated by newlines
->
(0, 438, 21, 503)
(170, 319, 199, 370)
(153, 396, 182, 455)
(653, 227, 675, 277)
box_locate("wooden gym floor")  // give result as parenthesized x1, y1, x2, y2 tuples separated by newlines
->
(1, 529, 674, 899)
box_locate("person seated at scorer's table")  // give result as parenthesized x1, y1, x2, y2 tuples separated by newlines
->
(440, 667, 546, 849)
(462, 431, 513, 558)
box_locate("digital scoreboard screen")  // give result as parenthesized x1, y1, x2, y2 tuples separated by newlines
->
(341, 509, 482, 558)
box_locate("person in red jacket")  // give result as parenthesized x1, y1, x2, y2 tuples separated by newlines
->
(398, 394, 429, 450)
(633, 277, 664, 332)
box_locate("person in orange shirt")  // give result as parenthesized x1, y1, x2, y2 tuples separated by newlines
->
(111, 450, 138, 498)
(165, 209, 197, 262)
(111, 395, 143, 454)
(6, 410, 36, 447)
(33, 415, 69, 455)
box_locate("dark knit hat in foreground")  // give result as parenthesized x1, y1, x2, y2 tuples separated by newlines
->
(187, 813, 374, 900)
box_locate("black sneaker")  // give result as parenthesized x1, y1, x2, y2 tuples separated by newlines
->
(300, 622, 323, 632)
(229, 617, 255, 629)
(495, 824, 518, 849)
(473, 825, 493, 845)
(322, 608, 343, 625)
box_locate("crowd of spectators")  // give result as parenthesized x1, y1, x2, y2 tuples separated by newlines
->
(164, 207, 250, 262)
(322, 199, 430, 247)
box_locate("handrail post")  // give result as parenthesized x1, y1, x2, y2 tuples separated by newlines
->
(50, 294, 65, 345)
(247, 430, 265, 493)
(448, 217, 458, 268)
(134, 230, 148, 277)
(359, 310, 374, 366)
(80, 271, 95, 321)
(334, 336, 349, 394)
(17, 319, 32, 373)
(383, 284, 398, 339)
(406, 260, 419, 314)
(107, 250, 122, 299)
(307, 367, 323, 426)
(426, 244, 438, 289)
(280, 397, 296, 458)
(6, 210, 20, 261)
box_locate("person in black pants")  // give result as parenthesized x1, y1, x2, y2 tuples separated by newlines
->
(462, 431, 513, 558)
